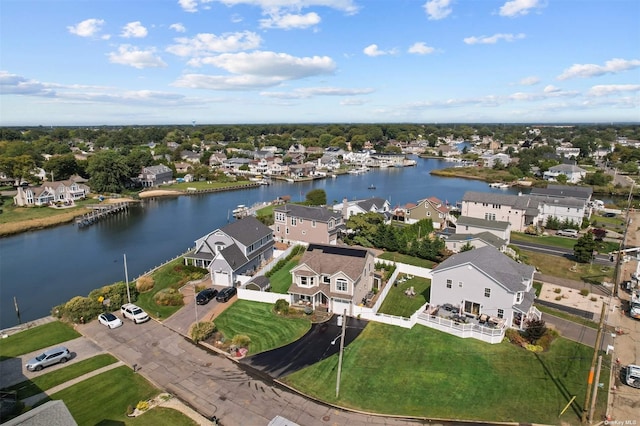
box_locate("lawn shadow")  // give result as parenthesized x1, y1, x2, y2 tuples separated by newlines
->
(534, 352, 582, 420)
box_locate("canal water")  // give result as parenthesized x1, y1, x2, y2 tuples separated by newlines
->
(0, 157, 524, 328)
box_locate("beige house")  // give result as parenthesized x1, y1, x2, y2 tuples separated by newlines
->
(273, 204, 344, 245)
(404, 196, 451, 228)
(289, 244, 376, 314)
(13, 178, 89, 207)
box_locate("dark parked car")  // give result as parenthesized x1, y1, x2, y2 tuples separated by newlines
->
(196, 288, 218, 305)
(603, 212, 617, 217)
(216, 286, 237, 303)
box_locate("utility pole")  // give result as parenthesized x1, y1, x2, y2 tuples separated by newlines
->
(581, 303, 606, 423)
(14, 297, 21, 325)
(336, 308, 347, 398)
(124, 254, 131, 304)
(588, 355, 603, 423)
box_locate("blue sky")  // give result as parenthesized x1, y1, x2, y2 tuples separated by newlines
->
(1, 0, 639, 126)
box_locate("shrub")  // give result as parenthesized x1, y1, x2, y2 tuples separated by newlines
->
(136, 276, 155, 293)
(590, 296, 598, 302)
(232, 334, 251, 348)
(274, 298, 290, 315)
(265, 245, 304, 278)
(525, 344, 543, 353)
(505, 328, 527, 347)
(553, 288, 561, 293)
(536, 328, 559, 351)
(88, 281, 138, 309)
(126, 405, 134, 416)
(153, 288, 184, 306)
(304, 306, 313, 315)
(555, 296, 562, 301)
(524, 318, 547, 344)
(62, 296, 103, 323)
(580, 288, 589, 296)
(136, 401, 149, 412)
(191, 321, 217, 342)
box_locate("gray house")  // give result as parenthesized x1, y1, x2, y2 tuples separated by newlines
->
(430, 246, 539, 330)
(184, 216, 274, 286)
(138, 164, 173, 187)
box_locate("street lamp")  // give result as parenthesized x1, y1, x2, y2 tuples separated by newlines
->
(336, 309, 347, 398)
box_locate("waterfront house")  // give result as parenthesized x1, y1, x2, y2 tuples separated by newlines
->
(480, 152, 511, 168)
(273, 204, 344, 245)
(430, 246, 539, 330)
(138, 164, 173, 187)
(332, 197, 391, 220)
(543, 164, 587, 184)
(454, 216, 511, 243)
(13, 178, 90, 207)
(184, 216, 274, 287)
(404, 196, 451, 228)
(289, 244, 376, 315)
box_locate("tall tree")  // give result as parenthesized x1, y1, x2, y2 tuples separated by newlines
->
(86, 151, 131, 193)
(43, 154, 79, 181)
(305, 189, 326, 206)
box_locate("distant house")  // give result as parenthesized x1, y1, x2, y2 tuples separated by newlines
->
(273, 204, 344, 245)
(184, 216, 274, 286)
(430, 246, 539, 330)
(174, 162, 191, 174)
(555, 146, 581, 159)
(332, 197, 391, 220)
(444, 232, 508, 253)
(481, 152, 511, 168)
(13, 178, 90, 207)
(289, 244, 376, 315)
(138, 165, 173, 187)
(454, 216, 511, 243)
(288, 163, 316, 178)
(404, 196, 451, 229)
(543, 164, 586, 184)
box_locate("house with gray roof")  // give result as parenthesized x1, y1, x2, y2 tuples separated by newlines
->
(289, 244, 376, 315)
(430, 246, 539, 331)
(332, 197, 391, 220)
(273, 204, 344, 245)
(13, 178, 89, 207)
(543, 164, 587, 183)
(445, 231, 508, 254)
(138, 164, 172, 187)
(184, 216, 274, 287)
(455, 216, 511, 242)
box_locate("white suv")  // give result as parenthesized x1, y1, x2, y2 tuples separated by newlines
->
(557, 229, 579, 237)
(625, 364, 640, 388)
(121, 303, 150, 324)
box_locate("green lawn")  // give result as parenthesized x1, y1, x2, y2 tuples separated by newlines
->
(377, 275, 431, 317)
(213, 300, 311, 355)
(282, 322, 608, 424)
(0, 198, 94, 224)
(518, 249, 614, 285)
(2, 354, 118, 399)
(268, 256, 301, 294)
(376, 252, 436, 269)
(0, 321, 80, 361)
(511, 232, 619, 254)
(536, 305, 599, 329)
(45, 366, 160, 425)
(159, 181, 253, 191)
(129, 407, 199, 426)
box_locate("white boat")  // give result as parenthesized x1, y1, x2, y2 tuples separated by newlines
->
(285, 178, 294, 183)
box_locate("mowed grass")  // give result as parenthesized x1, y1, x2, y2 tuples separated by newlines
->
(0, 321, 80, 361)
(129, 407, 199, 426)
(511, 232, 581, 250)
(519, 249, 614, 284)
(377, 252, 436, 269)
(377, 276, 431, 317)
(46, 366, 159, 425)
(282, 322, 608, 424)
(268, 255, 301, 294)
(214, 300, 311, 355)
(2, 354, 118, 399)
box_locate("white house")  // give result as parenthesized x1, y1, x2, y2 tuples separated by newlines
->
(543, 164, 587, 184)
(332, 197, 391, 220)
(430, 246, 539, 330)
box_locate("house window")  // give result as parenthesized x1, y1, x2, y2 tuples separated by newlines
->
(291, 217, 297, 226)
(458, 281, 463, 288)
(446, 279, 452, 289)
(275, 212, 286, 222)
(276, 225, 280, 232)
(484, 288, 491, 298)
(300, 276, 308, 286)
(323, 275, 330, 284)
(427, 211, 431, 216)
(516, 292, 523, 303)
(497, 309, 504, 319)
(286, 227, 289, 235)
(336, 278, 348, 292)
(484, 213, 496, 221)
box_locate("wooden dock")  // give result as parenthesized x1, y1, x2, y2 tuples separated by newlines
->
(76, 202, 132, 228)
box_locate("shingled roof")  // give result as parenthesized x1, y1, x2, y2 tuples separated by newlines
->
(297, 244, 370, 282)
(274, 204, 342, 222)
(222, 216, 272, 246)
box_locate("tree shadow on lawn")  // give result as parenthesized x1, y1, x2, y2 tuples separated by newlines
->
(534, 352, 583, 419)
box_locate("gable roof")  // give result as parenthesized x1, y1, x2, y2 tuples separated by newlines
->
(356, 197, 388, 212)
(548, 164, 586, 173)
(456, 216, 510, 231)
(432, 246, 534, 293)
(274, 204, 342, 222)
(530, 185, 592, 200)
(297, 244, 371, 281)
(447, 231, 506, 248)
(221, 216, 272, 245)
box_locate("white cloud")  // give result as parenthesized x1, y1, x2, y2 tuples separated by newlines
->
(67, 19, 107, 38)
(167, 31, 262, 57)
(261, 86, 374, 99)
(408, 42, 435, 55)
(499, 0, 542, 17)
(543, 85, 561, 93)
(363, 44, 397, 57)
(121, 21, 148, 38)
(423, 0, 452, 20)
(463, 33, 525, 45)
(170, 23, 187, 33)
(179, 0, 359, 14)
(519, 76, 539, 86)
(108, 45, 168, 69)
(557, 58, 640, 80)
(260, 12, 321, 29)
(173, 51, 336, 90)
(588, 84, 640, 97)
(0, 71, 55, 96)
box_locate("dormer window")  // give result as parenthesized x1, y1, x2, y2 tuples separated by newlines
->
(516, 292, 523, 303)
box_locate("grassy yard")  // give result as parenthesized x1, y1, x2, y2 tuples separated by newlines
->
(213, 300, 311, 355)
(44, 366, 182, 425)
(2, 354, 118, 399)
(377, 275, 431, 317)
(518, 249, 615, 285)
(511, 232, 620, 254)
(282, 322, 608, 424)
(159, 181, 253, 191)
(0, 198, 96, 224)
(136, 258, 206, 319)
(376, 252, 436, 269)
(0, 321, 80, 361)
(268, 255, 302, 294)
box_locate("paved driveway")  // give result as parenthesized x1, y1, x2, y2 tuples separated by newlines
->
(241, 315, 367, 378)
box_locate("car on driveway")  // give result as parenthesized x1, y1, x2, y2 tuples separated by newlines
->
(603, 212, 617, 218)
(196, 288, 218, 305)
(98, 312, 123, 329)
(557, 229, 579, 237)
(216, 287, 237, 303)
(25, 347, 71, 371)
(121, 303, 150, 324)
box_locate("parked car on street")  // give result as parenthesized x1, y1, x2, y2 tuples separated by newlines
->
(25, 347, 71, 371)
(196, 288, 218, 305)
(557, 229, 579, 237)
(624, 364, 640, 388)
(121, 303, 150, 324)
(216, 287, 237, 303)
(98, 312, 123, 329)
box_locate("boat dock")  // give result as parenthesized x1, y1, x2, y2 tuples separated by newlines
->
(76, 202, 132, 228)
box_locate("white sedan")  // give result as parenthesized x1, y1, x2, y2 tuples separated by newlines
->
(98, 312, 123, 329)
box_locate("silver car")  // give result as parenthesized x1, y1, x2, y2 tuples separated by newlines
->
(25, 347, 71, 371)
